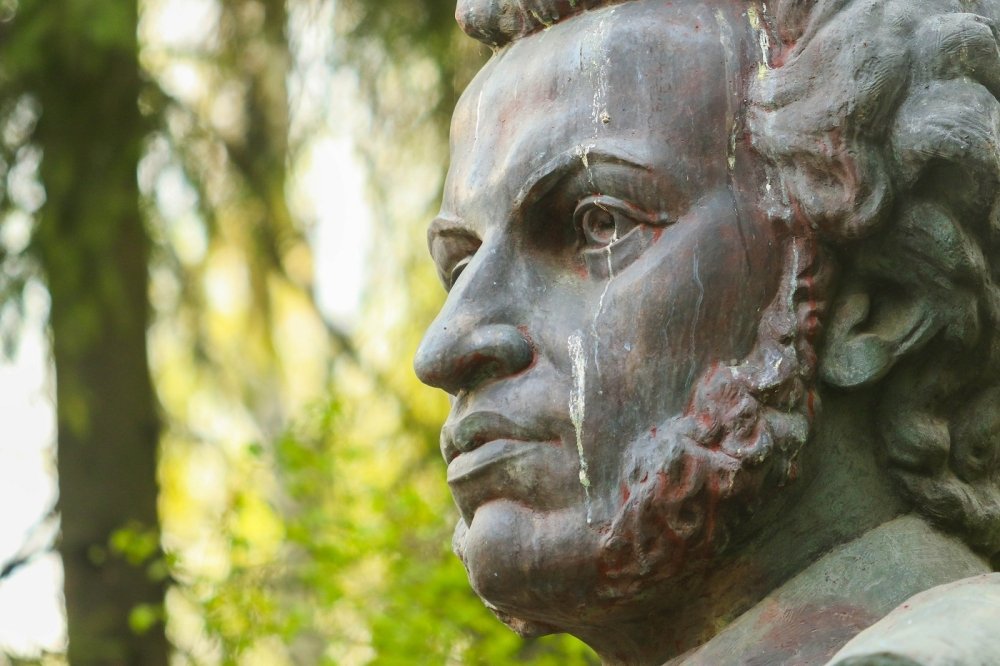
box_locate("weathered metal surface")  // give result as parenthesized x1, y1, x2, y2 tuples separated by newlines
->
(414, 1, 1000, 663)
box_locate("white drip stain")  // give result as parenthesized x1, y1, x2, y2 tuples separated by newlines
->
(474, 89, 484, 144)
(714, 9, 739, 171)
(591, 229, 617, 384)
(576, 143, 597, 190)
(568, 332, 593, 523)
(686, 249, 706, 390)
(747, 5, 773, 80)
(586, 11, 614, 132)
(789, 241, 801, 315)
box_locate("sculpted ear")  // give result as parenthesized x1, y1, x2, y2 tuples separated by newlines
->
(820, 201, 986, 389)
(819, 277, 938, 388)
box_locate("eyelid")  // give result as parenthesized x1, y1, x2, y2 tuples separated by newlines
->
(572, 194, 673, 228)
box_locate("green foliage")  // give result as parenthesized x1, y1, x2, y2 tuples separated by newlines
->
(110, 522, 161, 568)
(129, 604, 166, 637)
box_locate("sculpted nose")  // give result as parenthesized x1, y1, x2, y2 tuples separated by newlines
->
(414, 319, 534, 395)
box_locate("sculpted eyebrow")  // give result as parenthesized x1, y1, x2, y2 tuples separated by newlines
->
(512, 147, 657, 212)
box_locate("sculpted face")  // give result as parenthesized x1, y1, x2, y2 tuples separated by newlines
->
(415, 0, 782, 630)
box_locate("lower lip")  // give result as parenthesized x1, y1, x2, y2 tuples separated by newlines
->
(447, 439, 539, 484)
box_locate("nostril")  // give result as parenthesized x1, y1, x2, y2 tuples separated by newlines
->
(414, 323, 534, 394)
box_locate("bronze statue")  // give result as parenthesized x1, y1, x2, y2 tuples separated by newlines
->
(413, 1, 1000, 663)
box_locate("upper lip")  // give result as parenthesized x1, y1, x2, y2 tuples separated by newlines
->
(441, 411, 546, 463)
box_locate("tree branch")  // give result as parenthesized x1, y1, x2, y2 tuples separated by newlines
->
(0, 509, 59, 583)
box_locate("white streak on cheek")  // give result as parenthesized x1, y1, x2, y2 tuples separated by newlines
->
(568, 332, 593, 523)
(474, 90, 483, 144)
(591, 237, 616, 385)
(686, 249, 706, 389)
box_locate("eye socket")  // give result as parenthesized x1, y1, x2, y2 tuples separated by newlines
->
(570, 195, 675, 278)
(574, 196, 643, 250)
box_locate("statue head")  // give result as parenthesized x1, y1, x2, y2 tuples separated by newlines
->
(414, 0, 1000, 661)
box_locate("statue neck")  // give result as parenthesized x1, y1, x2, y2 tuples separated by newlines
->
(671, 514, 992, 665)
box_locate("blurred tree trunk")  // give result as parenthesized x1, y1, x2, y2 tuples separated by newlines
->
(25, 1, 167, 663)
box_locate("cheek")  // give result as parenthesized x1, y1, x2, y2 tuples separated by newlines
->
(602, 205, 778, 420)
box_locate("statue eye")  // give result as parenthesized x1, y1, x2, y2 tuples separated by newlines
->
(571, 195, 673, 278)
(574, 196, 641, 250)
(449, 256, 472, 288)
(429, 228, 481, 292)
(579, 207, 618, 245)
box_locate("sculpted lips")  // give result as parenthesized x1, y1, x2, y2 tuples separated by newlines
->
(443, 410, 567, 522)
(441, 410, 547, 464)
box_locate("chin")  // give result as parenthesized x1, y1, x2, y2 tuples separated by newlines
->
(454, 500, 609, 627)
(450, 438, 731, 633)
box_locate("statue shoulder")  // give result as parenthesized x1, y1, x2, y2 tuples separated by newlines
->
(826, 573, 1000, 666)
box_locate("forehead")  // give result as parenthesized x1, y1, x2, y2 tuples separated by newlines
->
(444, 0, 750, 221)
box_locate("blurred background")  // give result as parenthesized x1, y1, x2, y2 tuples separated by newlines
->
(0, 0, 598, 663)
